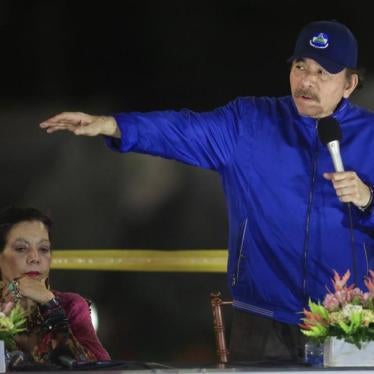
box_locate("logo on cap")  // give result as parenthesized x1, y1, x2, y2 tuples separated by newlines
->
(309, 32, 329, 49)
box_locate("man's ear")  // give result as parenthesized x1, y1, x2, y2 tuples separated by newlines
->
(343, 73, 358, 98)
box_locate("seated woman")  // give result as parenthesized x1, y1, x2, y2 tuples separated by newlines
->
(0, 206, 110, 364)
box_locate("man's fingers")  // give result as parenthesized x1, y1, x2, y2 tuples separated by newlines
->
(323, 172, 357, 189)
(40, 113, 118, 137)
(323, 170, 369, 206)
(323, 171, 363, 205)
(42, 119, 92, 133)
(43, 122, 98, 136)
(339, 195, 351, 203)
(323, 172, 334, 180)
(336, 186, 359, 198)
(333, 179, 356, 190)
(323, 171, 357, 181)
(44, 112, 90, 123)
(40, 112, 92, 128)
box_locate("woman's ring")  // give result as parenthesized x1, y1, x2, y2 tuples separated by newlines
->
(7, 280, 22, 300)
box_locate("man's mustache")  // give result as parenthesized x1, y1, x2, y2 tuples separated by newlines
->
(294, 88, 319, 102)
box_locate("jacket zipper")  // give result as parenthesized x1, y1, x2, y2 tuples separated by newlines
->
(303, 120, 319, 301)
(363, 243, 369, 276)
(232, 218, 248, 286)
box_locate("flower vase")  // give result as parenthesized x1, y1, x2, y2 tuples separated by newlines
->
(324, 337, 374, 367)
(0, 340, 5, 373)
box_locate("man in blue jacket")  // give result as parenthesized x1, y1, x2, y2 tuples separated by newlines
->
(40, 20, 374, 363)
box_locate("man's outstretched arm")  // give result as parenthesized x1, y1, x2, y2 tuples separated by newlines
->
(40, 112, 121, 138)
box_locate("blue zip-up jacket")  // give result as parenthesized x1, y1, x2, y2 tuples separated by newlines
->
(105, 95, 374, 324)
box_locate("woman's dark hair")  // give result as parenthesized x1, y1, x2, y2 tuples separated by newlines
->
(0, 207, 52, 251)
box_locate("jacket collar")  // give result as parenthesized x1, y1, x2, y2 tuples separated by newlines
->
(290, 97, 352, 127)
(331, 98, 351, 124)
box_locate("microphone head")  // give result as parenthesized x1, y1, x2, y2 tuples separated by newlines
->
(317, 116, 342, 144)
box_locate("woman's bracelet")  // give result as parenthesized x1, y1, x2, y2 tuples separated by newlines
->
(39, 297, 60, 312)
(39, 297, 69, 332)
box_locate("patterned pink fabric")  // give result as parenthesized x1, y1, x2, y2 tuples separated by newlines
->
(54, 291, 110, 361)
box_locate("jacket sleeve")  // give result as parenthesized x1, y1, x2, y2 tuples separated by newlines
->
(62, 293, 110, 361)
(104, 98, 247, 171)
(350, 180, 374, 230)
(357, 210, 374, 231)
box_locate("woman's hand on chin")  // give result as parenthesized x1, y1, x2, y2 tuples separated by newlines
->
(17, 276, 54, 304)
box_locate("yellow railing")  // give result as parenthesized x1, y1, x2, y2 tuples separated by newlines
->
(51, 250, 228, 273)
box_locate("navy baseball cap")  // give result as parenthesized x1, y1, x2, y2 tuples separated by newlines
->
(288, 20, 358, 74)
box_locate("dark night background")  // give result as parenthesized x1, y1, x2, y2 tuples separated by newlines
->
(0, 0, 374, 365)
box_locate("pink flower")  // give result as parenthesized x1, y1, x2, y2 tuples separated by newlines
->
(364, 270, 374, 295)
(300, 308, 328, 330)
(302, 269, 374, 343)
(323, 270, 359, 310)
(0, 301, 14, 316)
(350, 287, 365, 303)
(336, 290, 349, 305)
(332, 269, 351, 291)
(323, 293, 340, 312)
